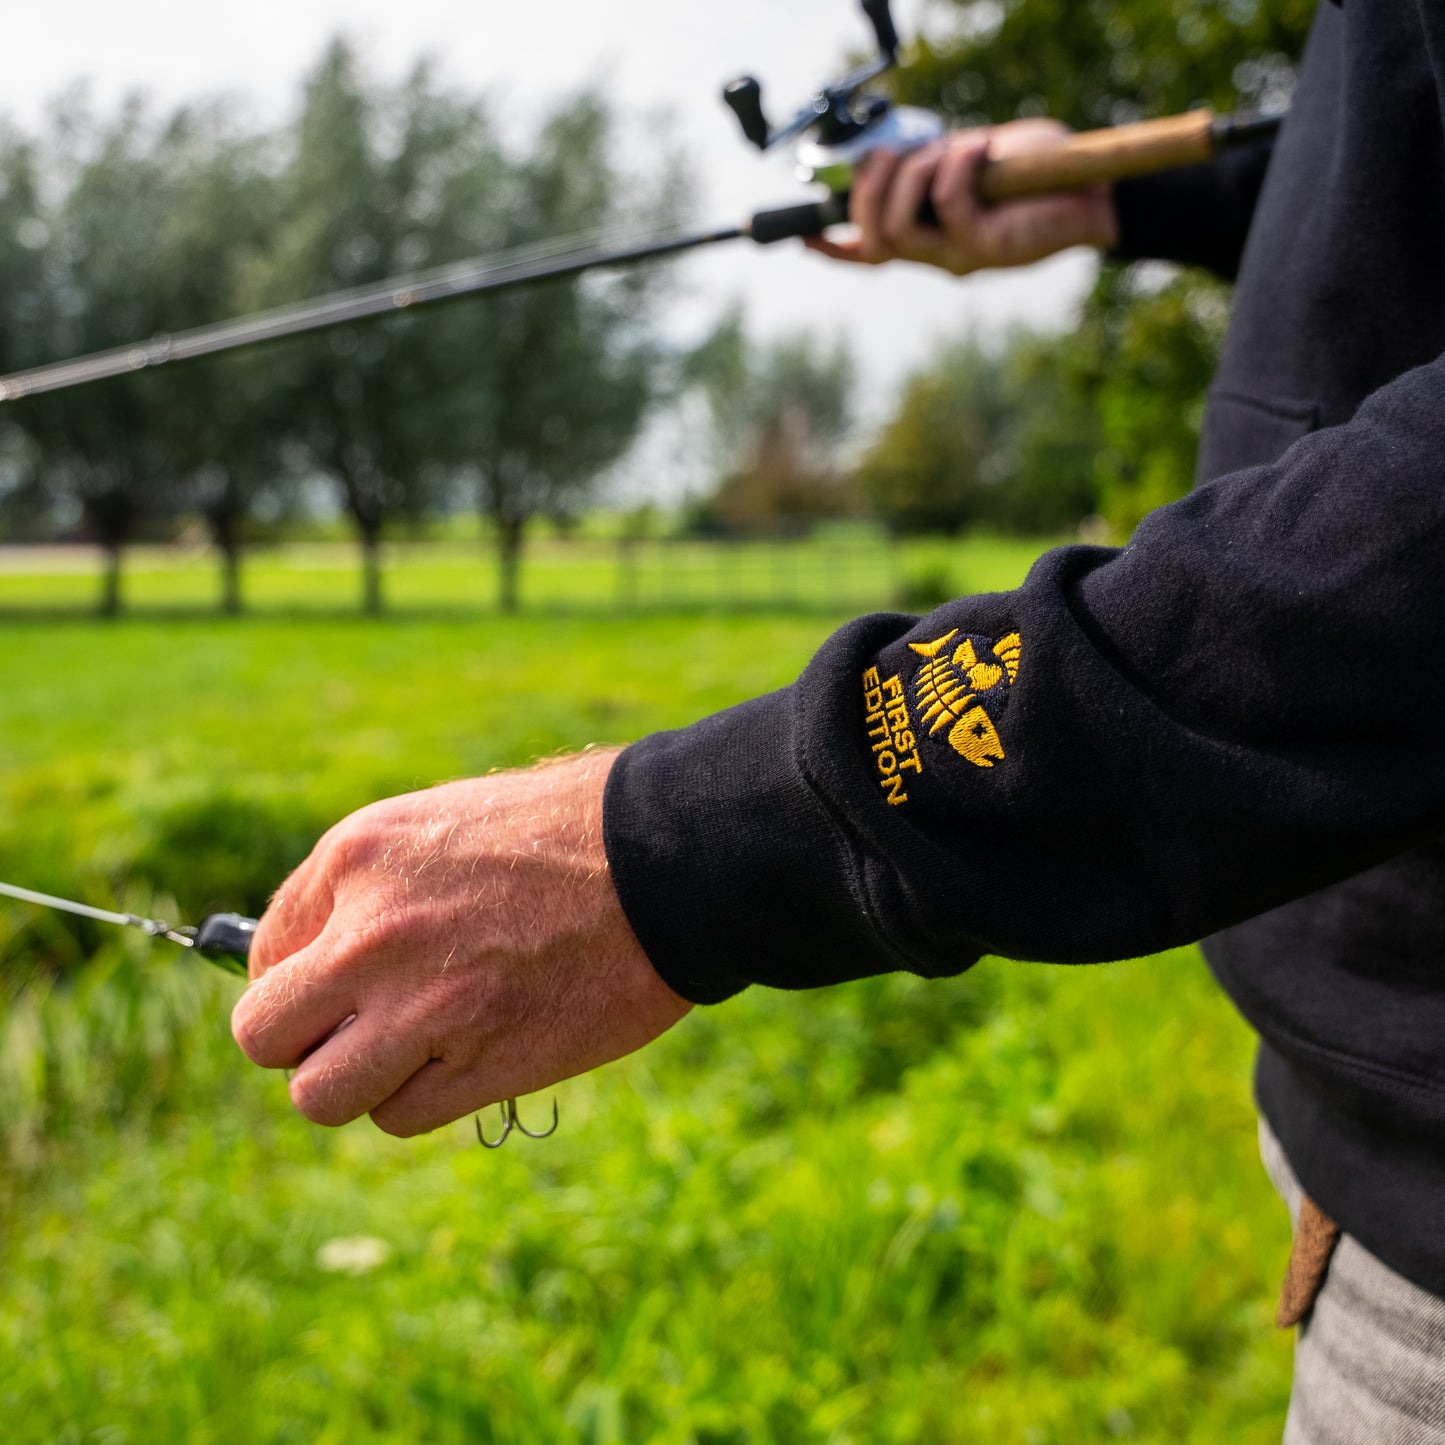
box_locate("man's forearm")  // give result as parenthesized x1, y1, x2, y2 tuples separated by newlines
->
(1110, 137, 1275, 281)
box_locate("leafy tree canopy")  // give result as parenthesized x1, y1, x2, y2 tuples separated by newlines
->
(686, 310, 857, 534)
(895, 0, 1313, 130)
(876, 0, 1317, 538)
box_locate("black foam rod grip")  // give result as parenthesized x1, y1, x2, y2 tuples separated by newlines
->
(195, 912, 259, 960)
(748, 194, 850, 244)
(862, 0, 900, 57)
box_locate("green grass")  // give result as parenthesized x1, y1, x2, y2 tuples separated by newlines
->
(0, 537, 1293, 1443)
(0, 531, 1055, 618)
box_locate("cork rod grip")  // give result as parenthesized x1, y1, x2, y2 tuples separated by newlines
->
(977, 109, 1216, 203)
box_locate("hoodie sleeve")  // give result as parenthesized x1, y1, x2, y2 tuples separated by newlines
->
(603, 351, 1445, 1004)
(1109, 138, 1275, 282)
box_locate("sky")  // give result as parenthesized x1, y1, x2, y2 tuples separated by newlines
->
(2, 0, 1097, 493)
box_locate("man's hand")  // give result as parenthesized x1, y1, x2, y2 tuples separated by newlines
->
(804, 119, 1119, 276)
(230, 749, 691, 1136)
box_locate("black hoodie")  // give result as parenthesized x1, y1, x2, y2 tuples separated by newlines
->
(605, 0, 1445, 1295)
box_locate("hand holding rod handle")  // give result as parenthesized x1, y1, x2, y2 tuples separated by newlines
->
(746, 107, 1283, 242)
(194, 908, 555, 1145)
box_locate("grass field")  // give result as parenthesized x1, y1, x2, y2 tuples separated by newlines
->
(0, 537, 1293, 1443)
(0, 530, 1050, 618)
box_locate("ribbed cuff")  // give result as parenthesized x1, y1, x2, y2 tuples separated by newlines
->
(603, 688, 902, 1005)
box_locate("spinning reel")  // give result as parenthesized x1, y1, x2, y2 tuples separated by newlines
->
(714, 0, 945, 241)
(722, 0, 943, 194)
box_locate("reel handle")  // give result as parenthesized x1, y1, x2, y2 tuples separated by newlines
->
(861, 0, 900, 59)
(723, 77, 771, 149)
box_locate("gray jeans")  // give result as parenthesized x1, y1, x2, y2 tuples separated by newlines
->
(1261, 1120, 1445, 1443)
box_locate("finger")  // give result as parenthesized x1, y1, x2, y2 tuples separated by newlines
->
(248, 852, 335, 980)
(288, 1013, 435, 1128)
(880, 143, 947, 253)
(803, 234, 867, 264)
(230, 927, 357, 1069)
(977, 192, 1109, 266)
(931, 132, 990, 240)
(370, 1004, 570, 1138)
(850, 148, 903, 261)
(368, 1057, 482, 1138)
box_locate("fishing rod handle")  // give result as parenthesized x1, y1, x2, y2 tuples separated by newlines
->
(977, 109, 1218, 203)
(195, 912, 258, 976)
(748, 194, 851, 243)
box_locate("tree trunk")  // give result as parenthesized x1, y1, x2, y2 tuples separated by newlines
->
(210, 512, 243, 616)
(496, 514, 525, 613)
(221, 546, 243, 616)
(98, 544, 123, 618)
(616, 535, 637, 611)
(361, 527, 384, 615)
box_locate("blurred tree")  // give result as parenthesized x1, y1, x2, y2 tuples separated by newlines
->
(144, 110, 285, 614)
(1003, 333, 1103, 533)
(686, 310, 856, 535)
(893, 0, 1312, 132)
(1069, 267, 1230, 536)
(0, 126, 50, 378)
(0, 44, 678, 616)
(2, 98, 190, 613)
(858, 338, 1006, 535)
(0, 99, 282, 610)
(442, 95, 683, 611)
(0, 128, 52, 542)
(882, 0, 1315, 536)
(858, 332, 1097, 535)
(260, 42, 506, 614)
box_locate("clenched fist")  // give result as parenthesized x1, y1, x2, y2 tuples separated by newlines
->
(230, 749, 691, 1136)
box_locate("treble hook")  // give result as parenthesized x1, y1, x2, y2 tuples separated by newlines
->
(475, 1095, 560, 1149)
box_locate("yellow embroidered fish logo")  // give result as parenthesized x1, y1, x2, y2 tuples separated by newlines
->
(907, 630, 1021, 768)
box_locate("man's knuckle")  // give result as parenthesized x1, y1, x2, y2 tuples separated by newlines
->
(325, 826, 369, 875)
(366, 904, 414, 949)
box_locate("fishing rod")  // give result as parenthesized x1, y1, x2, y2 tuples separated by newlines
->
(0, 878, 254, 975)
(0, 878, 556, 1147)
(0, 0, 1283, 406)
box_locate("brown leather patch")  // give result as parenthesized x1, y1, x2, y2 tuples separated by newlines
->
(1277, 1193, 1342, 1328)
